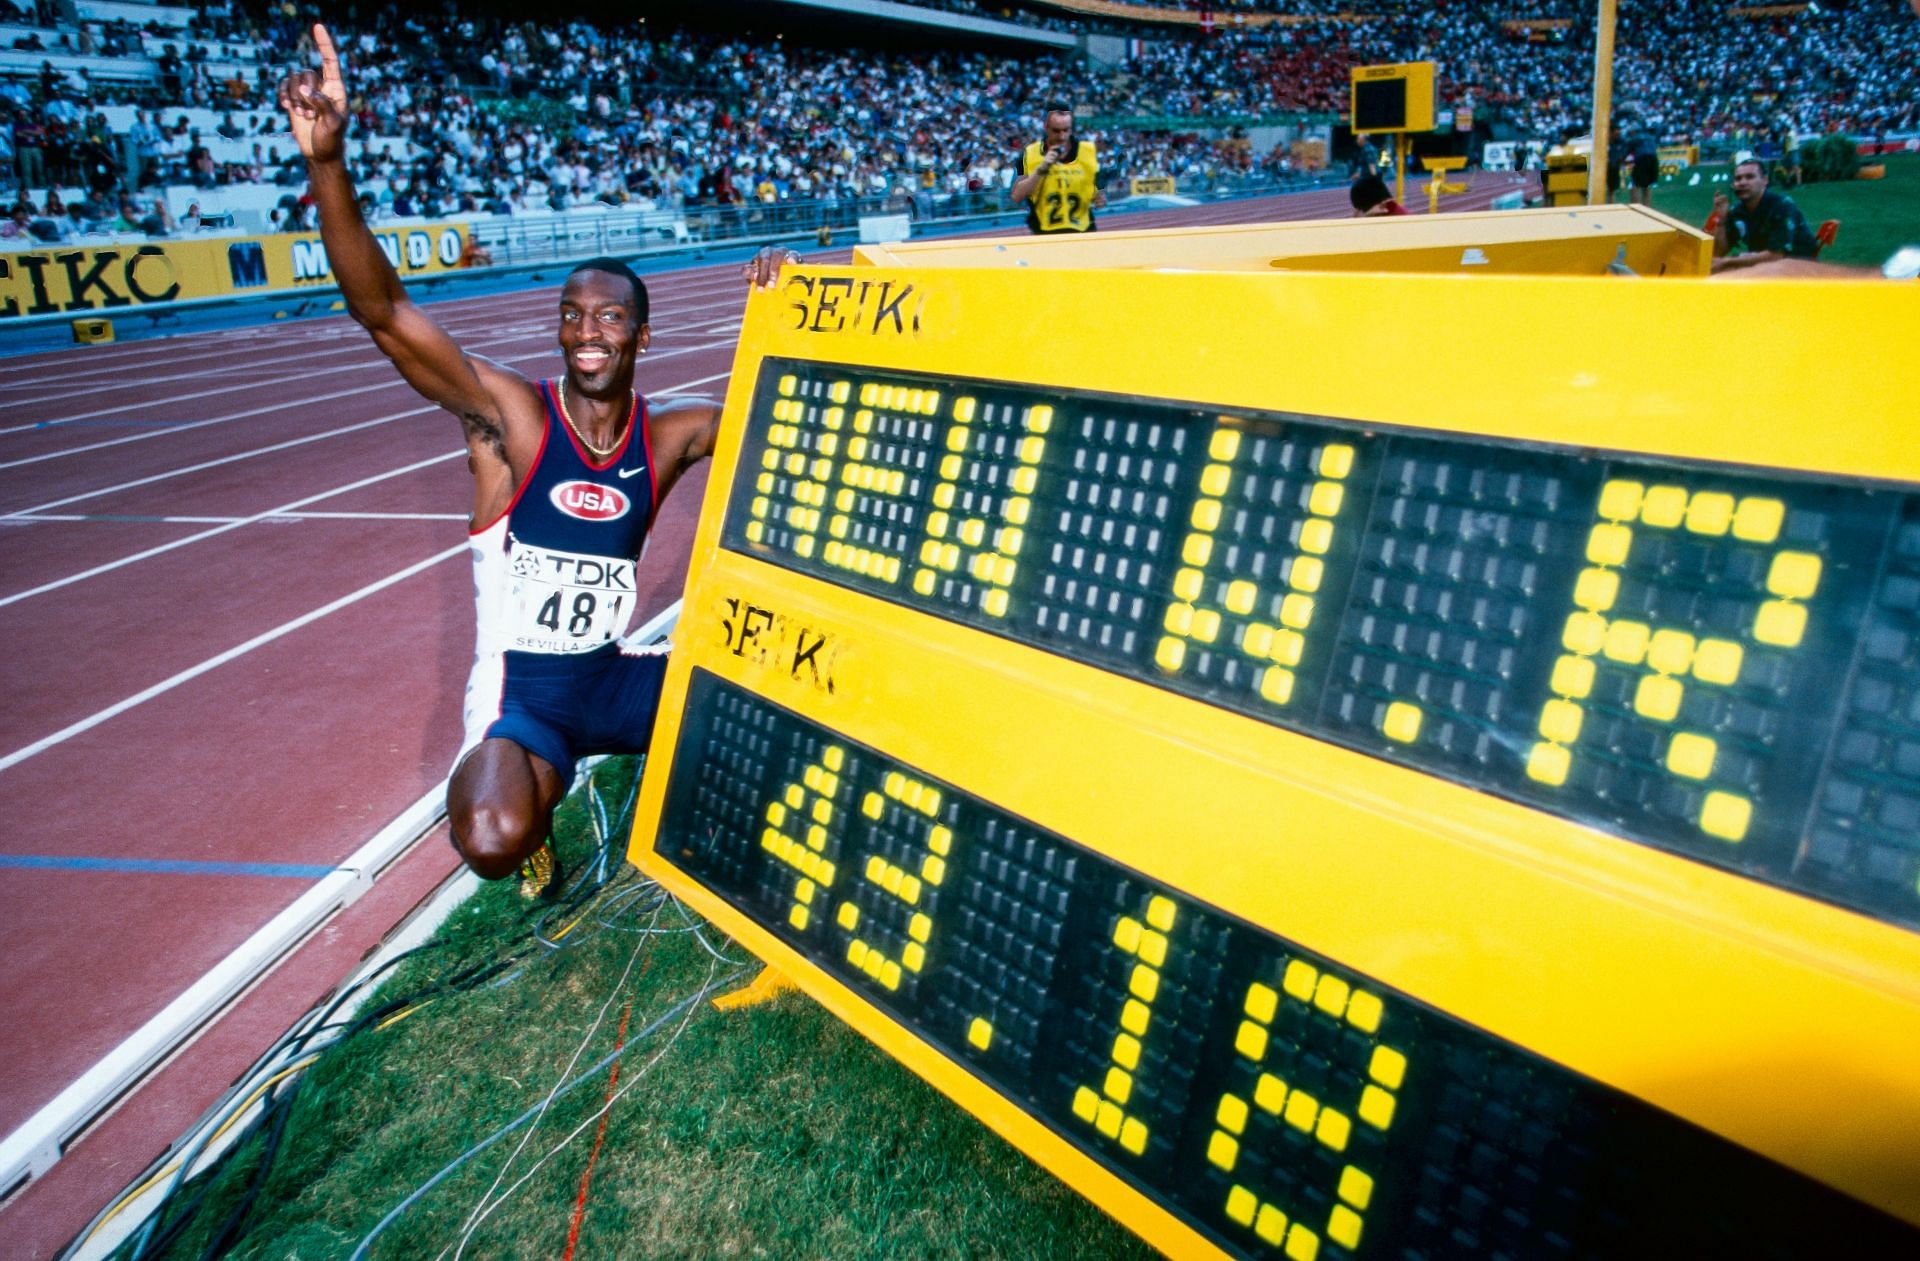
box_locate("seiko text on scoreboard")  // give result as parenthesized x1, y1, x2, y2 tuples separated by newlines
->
(628, 258, 1920, 1260)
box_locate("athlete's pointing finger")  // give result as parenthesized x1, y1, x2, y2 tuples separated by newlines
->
(313, 23, 342, 84)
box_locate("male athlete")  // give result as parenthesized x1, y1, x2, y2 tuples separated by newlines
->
(281, 27, 795, 892)
(1009, 102, 1104, 234)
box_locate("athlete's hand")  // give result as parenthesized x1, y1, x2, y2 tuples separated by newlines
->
(744, 245, 801, 291)
(278, 23, 348, 165)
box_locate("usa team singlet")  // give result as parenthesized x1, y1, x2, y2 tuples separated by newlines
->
(455, 380, 671, 788)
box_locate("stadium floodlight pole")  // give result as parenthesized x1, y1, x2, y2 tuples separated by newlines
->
(1588, 0, 1618, 205)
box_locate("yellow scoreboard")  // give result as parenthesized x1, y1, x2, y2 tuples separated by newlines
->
(628, 253, 1920, 1258)
(1350, 63, 1436, 136)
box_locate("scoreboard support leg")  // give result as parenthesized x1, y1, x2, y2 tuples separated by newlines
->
(711, 965, 799, 1012)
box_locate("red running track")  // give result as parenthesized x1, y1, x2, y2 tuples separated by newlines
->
(0, 176, 1517, 1258)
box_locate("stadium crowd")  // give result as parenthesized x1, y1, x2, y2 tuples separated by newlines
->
(1108, 1, 1918, 141)
(338, 18, 1104, 214)
(1, 0, 1916, 237)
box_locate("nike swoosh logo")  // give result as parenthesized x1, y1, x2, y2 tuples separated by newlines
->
(616, 465, 646, 480)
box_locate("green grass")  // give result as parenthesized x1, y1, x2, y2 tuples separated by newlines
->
(112, 762, 1154, 1261)
(1635, 152, 1920, 268)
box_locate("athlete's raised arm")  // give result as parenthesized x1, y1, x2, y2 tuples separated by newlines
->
(279, 25, 531, 464)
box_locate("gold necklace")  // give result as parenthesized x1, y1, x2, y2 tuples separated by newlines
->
(557, 377, 632, 460)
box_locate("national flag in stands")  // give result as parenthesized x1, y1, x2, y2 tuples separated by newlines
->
(1200, 8, 1214, 34)
(1127, 37, 1145, 59)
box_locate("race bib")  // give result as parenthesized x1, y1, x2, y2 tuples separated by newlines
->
(506, 539, 637, 653)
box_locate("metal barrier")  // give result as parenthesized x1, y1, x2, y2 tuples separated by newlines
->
(0, 172, 1344, 347)
(463, 170, 1333, 269)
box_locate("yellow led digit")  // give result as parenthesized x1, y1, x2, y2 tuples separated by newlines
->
(1208, 961, 1404, 1260)
(1154, 426, 1355, 720)
(831, 767, 954, 996)
(759, 747, 847, 931)
(1530, 482, 1823, 844)
(1072, 895, 1180, 1159)
(907, 396, 1047, 616)
(753, 376, 846, 562)
(816, 397, 918, 586)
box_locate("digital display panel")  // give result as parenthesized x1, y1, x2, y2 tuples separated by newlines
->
(659, 670, 1916, 1259)
(723, 361, 1920, 931)
(1352, 79, 1408, 134)
(1349, 64, 1434, 135)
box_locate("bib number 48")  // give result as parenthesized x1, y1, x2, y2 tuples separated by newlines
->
(536, 590, 622, 638)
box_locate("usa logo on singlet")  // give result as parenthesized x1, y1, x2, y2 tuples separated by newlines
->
(550, 480, 630, 522)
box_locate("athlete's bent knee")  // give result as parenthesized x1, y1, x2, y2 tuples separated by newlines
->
(451, 799, 543, 881)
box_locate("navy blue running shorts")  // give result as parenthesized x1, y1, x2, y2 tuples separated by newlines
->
(458, 643, 668, 791)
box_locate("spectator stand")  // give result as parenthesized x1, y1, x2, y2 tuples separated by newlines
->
(74, 2, 196, 27)
(3, 0, 1914, 282)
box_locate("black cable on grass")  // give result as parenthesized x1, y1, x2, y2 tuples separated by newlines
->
(347, 965, 749, 1261)
(106, 869, 680, 1261)
(127, 1078, 297, 1261)
(194, 1079, 299, 1261)
(129, 1071, 305, 1261)
(125, 938, 512, 1260)
(534, 861, 656, 951)
(99, 759, 658, 1261)
(79, 941, 454, 1261)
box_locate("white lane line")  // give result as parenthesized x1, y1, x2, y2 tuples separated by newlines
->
(0, 259, 750, 380)
(0, 381, 417, 466)
(0, 543, 467, 774)
(13, 511, 469, 523)
(0, 325, 294, 378)
(1, 364, 732, 602)
(0, 289, 741, 403)
(0, 276, 750, 405)
(0, 335, 736, 517)
(0, 450, 462, 607)
(269, 510, 469, 520)
(0, 370, 739, 762)
(0, 602, 683, 1200)
(0, 351, 393, 429)
(0, 323, 357, 382)
(0, 358, 420, 440)
(655, 369, 729, 392)
(0, 320, 550, 440)
(0, 321, 741, 452)
(0, 408, 436, 518)
(0, 781, 454, 1197)
(0, 337, 394, 403)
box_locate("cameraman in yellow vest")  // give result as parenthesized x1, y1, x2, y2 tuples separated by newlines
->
(1010, 102, 1103, 234)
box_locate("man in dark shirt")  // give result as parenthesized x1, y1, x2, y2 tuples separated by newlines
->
(157, 45, 183, 100)
(1626, 129, 1659, 206)
(184, 128, 214, 188)
(13, 111, 44, 188)
(1712, 159, 1818, 272)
